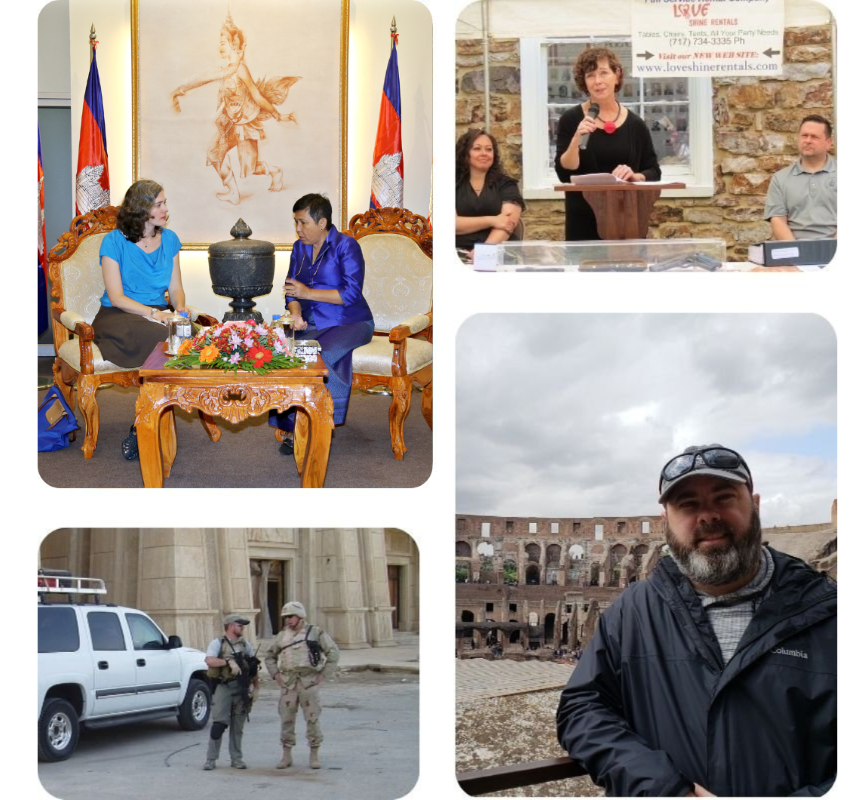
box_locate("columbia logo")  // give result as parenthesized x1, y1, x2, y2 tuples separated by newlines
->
(771, 647, 808, 660)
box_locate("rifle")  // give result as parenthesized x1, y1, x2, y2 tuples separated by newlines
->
(228, 642, 261, 720)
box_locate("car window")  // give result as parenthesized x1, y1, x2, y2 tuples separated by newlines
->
(87, 611, 127, 651)
(125, 613, 166, 650)
(38, 607, 80, 653)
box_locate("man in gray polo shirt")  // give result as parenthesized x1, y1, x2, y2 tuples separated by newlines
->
(764, 114, 836, 240)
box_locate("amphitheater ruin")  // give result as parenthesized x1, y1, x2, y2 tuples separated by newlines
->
(455, 504, 837, 660)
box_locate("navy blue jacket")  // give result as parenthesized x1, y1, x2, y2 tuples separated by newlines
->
(557, 548, 836, 796)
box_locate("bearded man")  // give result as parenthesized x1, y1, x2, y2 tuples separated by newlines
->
(556, 444, 836, 797)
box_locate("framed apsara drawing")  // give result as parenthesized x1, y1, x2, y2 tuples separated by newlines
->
(132, 0, 349, 249)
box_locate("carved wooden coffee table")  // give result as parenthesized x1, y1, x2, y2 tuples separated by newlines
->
(134, 343, 333, 488)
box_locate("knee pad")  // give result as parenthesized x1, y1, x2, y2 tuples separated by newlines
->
(210, 722, 228, 740)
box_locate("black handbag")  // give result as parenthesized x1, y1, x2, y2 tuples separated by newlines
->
(38, 387, 80, 452)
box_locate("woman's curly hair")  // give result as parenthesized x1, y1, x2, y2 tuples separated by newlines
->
(573, 47, 624, 96)
(116, 180, 164, 242)
(455, 129, 508, 187)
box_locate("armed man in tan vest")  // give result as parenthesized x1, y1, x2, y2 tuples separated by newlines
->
(203, 614, 259, 770)
(264, 601, 340, 769)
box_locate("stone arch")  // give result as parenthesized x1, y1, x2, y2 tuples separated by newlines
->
(456, 540, 471, 558)
(476, 541, 494, 557)
(544, 612, 556, 645)
(546, 544, 561, 567)
(525, 542, 541, 563)
(590, 562, 601, 586)
(568, 544, 584, 560)
(609, 544, 627, 587)
(460, 610, 474, 644)
(632, 544, 650, 576)
(525, 563, 540, 585)
(502, 558, 518, 584)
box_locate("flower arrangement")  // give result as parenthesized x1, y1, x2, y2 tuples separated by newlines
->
(164, 319, 305, 375)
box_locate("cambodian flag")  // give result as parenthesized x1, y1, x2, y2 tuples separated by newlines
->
(75, 47, 109, 216)
(38, 127, 48, 335)
(369, 41, 403, 209)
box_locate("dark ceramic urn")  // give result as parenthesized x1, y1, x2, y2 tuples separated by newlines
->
(208, 219, 275, 323)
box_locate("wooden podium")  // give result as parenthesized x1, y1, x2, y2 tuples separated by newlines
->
(554, 180, 685, 240)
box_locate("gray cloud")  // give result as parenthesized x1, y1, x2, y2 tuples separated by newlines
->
(457, 314, 836, 526)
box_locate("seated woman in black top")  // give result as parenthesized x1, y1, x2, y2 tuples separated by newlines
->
(555, 47, 661, 241)
(455, 129, 525, 259)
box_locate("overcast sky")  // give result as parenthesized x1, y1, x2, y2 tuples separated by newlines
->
(457, 314, 836, 527)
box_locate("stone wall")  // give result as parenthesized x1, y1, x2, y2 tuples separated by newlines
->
(39, 528, 418, 650)
(455, 513, 666, 589)
(455, 583, 622, 653)
(455, 27, 834, 259)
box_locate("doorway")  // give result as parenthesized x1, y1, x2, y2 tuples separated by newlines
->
(388, 565, 401, 630)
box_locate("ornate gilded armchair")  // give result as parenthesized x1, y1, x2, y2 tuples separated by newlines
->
(345, 207, 433, 460)
(47, 207, 217, 458)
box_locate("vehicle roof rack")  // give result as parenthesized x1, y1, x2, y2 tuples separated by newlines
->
(38, 570, 106, 603)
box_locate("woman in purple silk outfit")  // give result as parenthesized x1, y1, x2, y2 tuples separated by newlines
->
(269, 193, 374, 455)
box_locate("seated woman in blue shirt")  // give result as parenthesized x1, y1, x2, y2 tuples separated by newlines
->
(92, 179, 189, 458)
(270, 193, 374, 455)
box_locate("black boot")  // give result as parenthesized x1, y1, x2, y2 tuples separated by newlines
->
(121, 426, 139, 460)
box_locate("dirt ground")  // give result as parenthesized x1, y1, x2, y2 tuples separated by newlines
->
(456, 689, 602, 797)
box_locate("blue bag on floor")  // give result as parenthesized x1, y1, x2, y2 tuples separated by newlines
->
(38, 386, 80, 452)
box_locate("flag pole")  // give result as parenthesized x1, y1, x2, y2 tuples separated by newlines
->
(89, 24, 96, 63)
(391, 16, 397, 51)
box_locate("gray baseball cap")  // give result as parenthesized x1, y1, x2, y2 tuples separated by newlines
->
(658, 444, 753, 503)
(223, 613, 251, 627)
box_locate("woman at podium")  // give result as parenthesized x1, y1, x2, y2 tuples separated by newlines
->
(555, 47, 660, 241)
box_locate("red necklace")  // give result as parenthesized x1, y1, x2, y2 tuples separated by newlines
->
(597, 102, 622, 135)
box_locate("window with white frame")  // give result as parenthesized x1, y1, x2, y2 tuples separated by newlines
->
(520, 38, 714, 199)
(481, 522, 491, 537)
(594, 524, 604, 541)
(551, 522, 559, 534)
(641, 520, 651, 534)
(529, 522, 538, 534)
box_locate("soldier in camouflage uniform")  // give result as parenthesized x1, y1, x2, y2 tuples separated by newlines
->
(203, 614, 258, 770)
(264, 601, 340, 769)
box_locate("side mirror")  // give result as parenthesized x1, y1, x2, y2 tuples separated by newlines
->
(167, 635, 183, 649)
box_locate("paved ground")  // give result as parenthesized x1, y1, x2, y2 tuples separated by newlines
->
(456, 659, 600, 797)
(39, 636, 419, 800)
(456, 659, 573, 704)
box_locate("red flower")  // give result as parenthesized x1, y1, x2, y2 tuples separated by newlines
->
(247, 346, 273, 368)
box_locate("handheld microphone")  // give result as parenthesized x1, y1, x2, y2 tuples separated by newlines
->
(579, 104, 600, 150)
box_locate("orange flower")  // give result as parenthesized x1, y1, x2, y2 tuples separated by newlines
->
(199, 343, 220, 364)
(177, 339, 193, 356)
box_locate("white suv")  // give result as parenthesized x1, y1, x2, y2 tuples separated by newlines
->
(38, 573, 212, 761)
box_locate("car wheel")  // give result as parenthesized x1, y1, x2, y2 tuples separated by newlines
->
(38, 698, 80, 762)
(177, 679, 211, 730)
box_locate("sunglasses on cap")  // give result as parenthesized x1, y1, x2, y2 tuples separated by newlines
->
(659, 446, 752, 499)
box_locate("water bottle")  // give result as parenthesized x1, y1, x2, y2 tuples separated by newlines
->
(271, 314, 295, 354)
(167, 311, 192, 355)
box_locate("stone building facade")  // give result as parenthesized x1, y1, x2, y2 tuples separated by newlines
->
(40, 528, 419, 651)
(456, 21, 835, 260)
(456, 513, 667, 589)
(455, 513, 667, 658)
